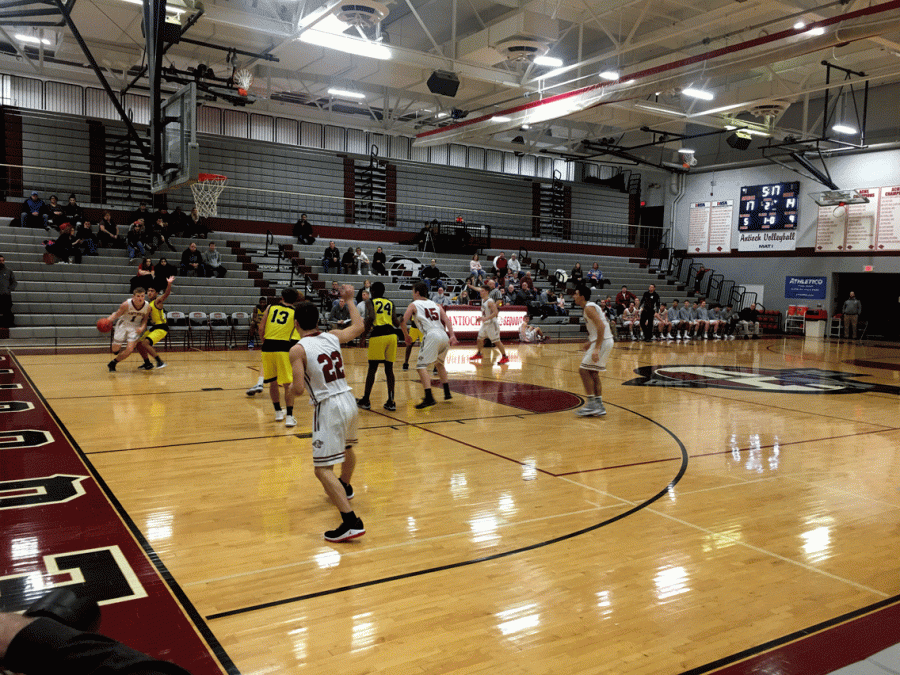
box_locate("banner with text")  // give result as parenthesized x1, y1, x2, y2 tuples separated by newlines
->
(738, 229, 797, 252)
(815, 186, 900, 252)
(785, 276, 827, 300)
(688, 200, 733, 253)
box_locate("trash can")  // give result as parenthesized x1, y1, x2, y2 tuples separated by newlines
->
(805, 309, 827, 338)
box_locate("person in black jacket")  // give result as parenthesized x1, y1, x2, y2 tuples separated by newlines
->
(293, 213, 316, 245)
(372, 246, 387, 275)
(639, 284, 661, 342)
(62, 194, 85, 229)
(738, 303, 760, 339)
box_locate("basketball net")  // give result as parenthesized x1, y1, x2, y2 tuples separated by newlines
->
(235, 69, 252, 97)
(191, 173, 227, 217)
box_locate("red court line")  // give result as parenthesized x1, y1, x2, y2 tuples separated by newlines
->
(0, 353, 234, 675)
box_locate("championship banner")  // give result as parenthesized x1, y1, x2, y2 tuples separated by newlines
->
(875, 186, 900, 251)
(816, 185, 900, 252)
(688, 201, 733, 253)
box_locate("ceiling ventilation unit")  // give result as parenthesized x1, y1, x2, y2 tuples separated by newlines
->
(496, 39, 549, 62)
(334, 0, 389, 28)
(747, 101, 791, 119)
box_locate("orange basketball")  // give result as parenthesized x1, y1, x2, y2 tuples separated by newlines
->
(96, 318, 113, 333)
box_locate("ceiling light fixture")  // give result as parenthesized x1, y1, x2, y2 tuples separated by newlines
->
(120, 0, 184, 16)
(633, 101, 686, 117)
(14, 34, 51, 45)
(491, 116, 512, 123)
(807, 26, 825, 36)
(794, 21, 806, 30)
(327, 88, 366, 99)
(678, 148, 695, 154)
(832, 124, 857, 135)
(533, 56, 563, 67)
(682, 87, 714, 101)
(599, 70, 619, 81)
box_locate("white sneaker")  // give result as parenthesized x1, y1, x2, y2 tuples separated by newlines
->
(577, 404, 595, 416)
(703, 334, 708, 339)
(285, 415, 297, 427)
(275, 410, 285, 421)
(246, 385, 263, 396)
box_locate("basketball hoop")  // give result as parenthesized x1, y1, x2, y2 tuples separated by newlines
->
(191, 173, 227, 217)
(234, 69, 252, 97)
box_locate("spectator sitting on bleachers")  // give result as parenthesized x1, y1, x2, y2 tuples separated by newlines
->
(131, 258, 154, 293)
(492, 251, 508, 277)
(150, 215, 177, 252)
(470, 253, 485, 281)
(419, 258, 444, 294)
(503, 283, 518, 306)
(458, 287, 475, 306)
(322, 241, 340, 273)
(63, 194, 85, 229)
(372, 246, 387, 275)
(20, 191, 48, 229)
(97, 211, 122, 248)
(355, 279, 372, 304)
(46, 195, 66, 231)
(293, 213, 316, 245)
(153, 257, 178, 291)
(203, 242, 227, 278)
(570, 262, 584, 285)
(180, 241, 204, 277)
(539, 287, 565, 318)
(342, 247, 357, 274)
(45, 227, 81, 264)
(75, 221, 98, 257)
(129, 201, 152, 226)
(356, 290, 371, 321)
(327, 280, 341, 308)
(431, 286, 453, 307)
(587, 262, 609, 288)
(185, 207, 209, 239)
(126, 220, 147, 262)
(328, 297, 352, 329)
(508, 252, 525, 279)
(355, 247, 370, 275)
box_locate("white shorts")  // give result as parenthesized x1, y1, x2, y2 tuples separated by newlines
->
(581, 338, 614, 371)
(521, 328, 537, 343)
(311, 391, 358, 468)
(417, 330, 449, 369)
(478, 320, 500, 343)
(113, 321, 143, 346)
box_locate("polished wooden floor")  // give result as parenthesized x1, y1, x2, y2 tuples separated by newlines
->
(13, 335, 900, 674)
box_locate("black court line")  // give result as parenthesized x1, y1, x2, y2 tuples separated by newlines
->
(205, 402, 689, 621)
(10, 352, 241, 675)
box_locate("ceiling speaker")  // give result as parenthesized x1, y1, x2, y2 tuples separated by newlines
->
(726, 132, 752, 150)
(427, 70, 460, 97)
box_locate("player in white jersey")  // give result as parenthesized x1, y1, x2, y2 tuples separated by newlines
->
(572, 284, 614, 416)
(469, 285, 509, 365)
(290, 284, 366, 542)
(106, 287, 151, 372)
(400, 282, 459, 409)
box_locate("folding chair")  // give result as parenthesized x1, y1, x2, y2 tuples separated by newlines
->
(165, 311, 190, 349)
(829, 314, 843, 338)
(231, 311, 251, 348)
(188, 311, 209, 349)
(208, 312, 232, 349)
(784, 305, 807, 334)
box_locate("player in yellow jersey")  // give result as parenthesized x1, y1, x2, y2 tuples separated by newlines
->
(260, 287, 302, 427)
(355, 282, 398, 412)
(136, 276, 174, 370)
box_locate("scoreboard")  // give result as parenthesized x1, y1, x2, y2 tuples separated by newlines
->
(739, 181, 799, 231)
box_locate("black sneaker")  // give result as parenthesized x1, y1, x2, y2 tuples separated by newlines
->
(415, 397, 436, 410)
(339, 479, 354, 499)
(383, 400, 396, 411)
(444, 392, 452, 401)
(138, 362, 154, 370)
(402, 363, 409, 370)
(107, 361, 116, 372)
(155, 361, 166, 369)
(324, 518, 365, 542)
(356, 398, 371, 410)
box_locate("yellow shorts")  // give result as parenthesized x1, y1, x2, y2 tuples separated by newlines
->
(142, 328, 167, 346)
(367, 333, 398, 362)
(262, 351, 292, 385)
(409, 326, 423, 343)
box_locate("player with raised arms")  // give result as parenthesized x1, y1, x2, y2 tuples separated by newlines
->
(135, 276, 175, 370)
(290, 284, 366, 542)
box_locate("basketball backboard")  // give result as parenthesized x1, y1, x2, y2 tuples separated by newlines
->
(809, 189, 870, 206)
(151, 81, 199, 194)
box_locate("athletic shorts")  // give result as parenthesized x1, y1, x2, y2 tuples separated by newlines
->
(312, 391, 358, 467)
(521, 328, 537, 343)
(477, 320, 500, 343)
(367, 333, 397, 363)
(262, 351, 292, 385)
(142, 328, 167, 346)
(113, 322, 143, 346)
(581, 338, 614, 371)
(417, 330, 449, 370)
(409, 325, 423, 343)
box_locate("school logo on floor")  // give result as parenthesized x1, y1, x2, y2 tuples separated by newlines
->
(624, 365, 900, 395)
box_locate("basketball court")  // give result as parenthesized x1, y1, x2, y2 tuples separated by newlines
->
(4, 335, 899, 674)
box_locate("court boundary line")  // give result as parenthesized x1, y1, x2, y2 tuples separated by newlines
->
(205, 402, 689, 621)
(9, 351, 242, 675)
